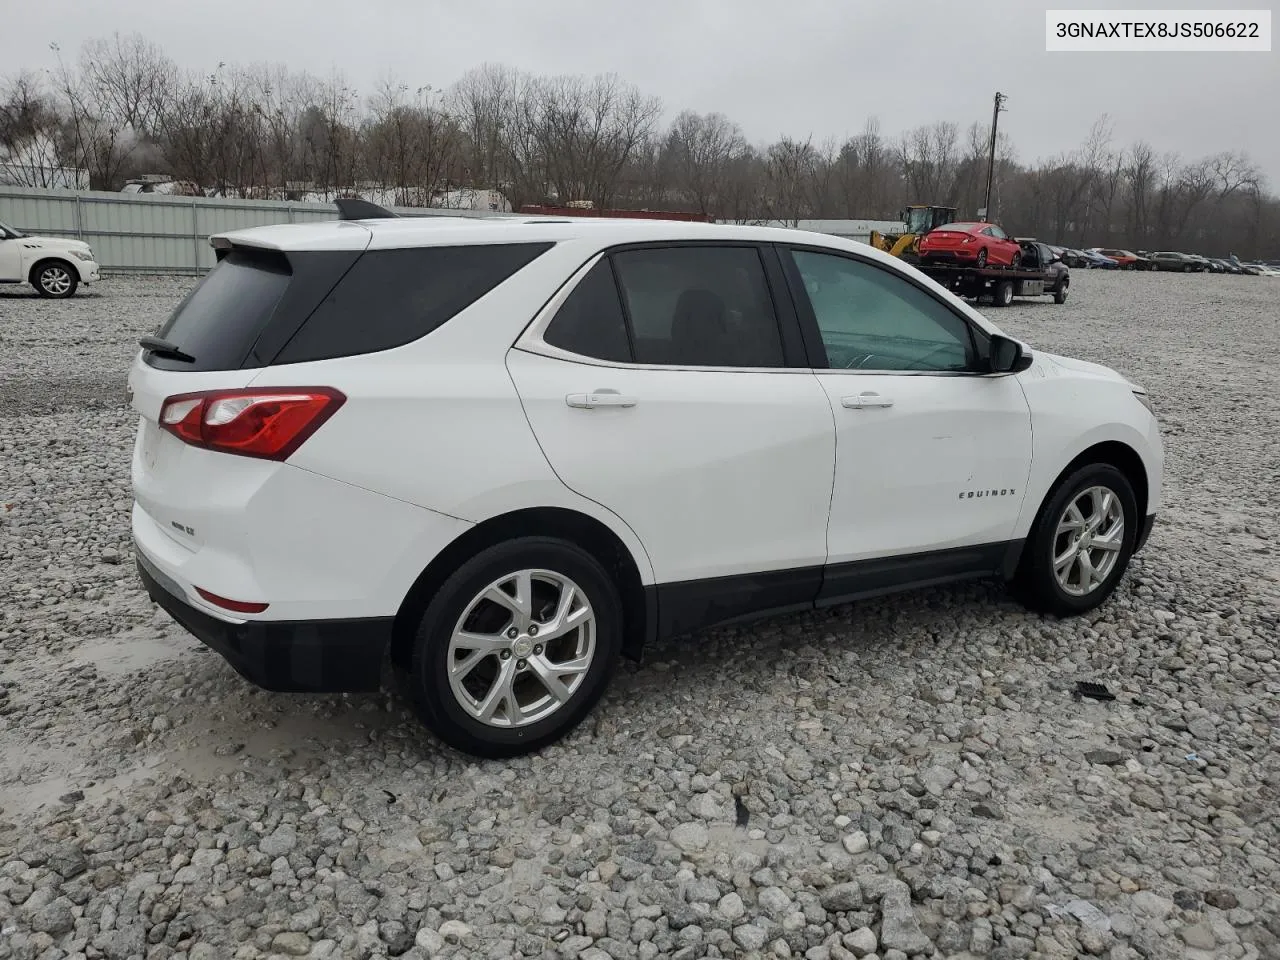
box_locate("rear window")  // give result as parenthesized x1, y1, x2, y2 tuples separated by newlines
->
(933, 223, 976, 233)
(276, 242, 553, 364)
(151, 248, 291, 371)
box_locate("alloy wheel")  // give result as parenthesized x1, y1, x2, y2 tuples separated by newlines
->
(446, 569, 596, 728)
(1052, 485, 1125, 596)
(41, 266, 72, 295)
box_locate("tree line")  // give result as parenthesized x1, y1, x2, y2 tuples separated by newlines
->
(1, 32, 1276, 257)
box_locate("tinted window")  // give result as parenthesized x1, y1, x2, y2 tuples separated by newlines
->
(277, 242, 552, 364)
(543, 260, 632, 362)
(789, 249, 974, 372)
(610, 246, 784, 367)
(149, 247, 291, 371)
(988, 225, 1008, 239)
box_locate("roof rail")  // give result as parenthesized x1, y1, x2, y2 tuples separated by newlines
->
(334, 198, 399, 221)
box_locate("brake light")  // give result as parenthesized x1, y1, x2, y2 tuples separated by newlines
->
(195, 587, 269, 614)
(158, 387, 345, 460)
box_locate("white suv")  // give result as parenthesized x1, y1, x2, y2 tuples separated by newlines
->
(127, 204, 1163, 757)
(0, 218, 101, 297)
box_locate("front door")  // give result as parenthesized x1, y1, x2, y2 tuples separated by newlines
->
(779, 245, 1034, 601)
(0, 236, 23, 282)
(507, 244, 836, 633)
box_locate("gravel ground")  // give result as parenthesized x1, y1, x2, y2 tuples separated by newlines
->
(1, 270, 1279, 960)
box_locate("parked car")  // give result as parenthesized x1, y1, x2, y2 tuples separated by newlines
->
(0, 217, 101, 298)
(918, 221, 1024, 267)
(1080, 250, 1120, 269)
(1089, 248, 1149, 270)
(1148, 251, 1207, 272)
(1186, 254, 1221, 272)
(1058, 248, 1091, 268)
(127, 211, 1164, 757)
(1207, 258, 1241, 274)
(1017, 240, 1071, 303)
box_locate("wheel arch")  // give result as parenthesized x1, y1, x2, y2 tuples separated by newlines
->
(1007, 439, 1149, 578)
(390, 506, 653, 670)
(28, 256, 78, 285)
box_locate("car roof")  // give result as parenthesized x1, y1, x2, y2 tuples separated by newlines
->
(212, 215, 882, 254)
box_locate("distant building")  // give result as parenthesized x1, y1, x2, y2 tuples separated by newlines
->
(0, 159, 89, 191)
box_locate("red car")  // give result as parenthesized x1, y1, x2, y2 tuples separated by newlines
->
(918, 221, 1023, 268)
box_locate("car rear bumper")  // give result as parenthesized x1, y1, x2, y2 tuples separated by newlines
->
(136, 549, 392, 693)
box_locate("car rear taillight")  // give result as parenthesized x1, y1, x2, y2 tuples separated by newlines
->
(158, 387, 345, 461)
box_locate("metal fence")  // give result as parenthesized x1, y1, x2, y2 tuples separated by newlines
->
(0, 186, 507, 275)
(2, 185, 899, 276)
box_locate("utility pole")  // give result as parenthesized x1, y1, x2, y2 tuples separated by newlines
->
(982, 92, 1008, 221)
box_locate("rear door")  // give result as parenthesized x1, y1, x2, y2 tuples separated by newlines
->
(506, 243, 836, 633)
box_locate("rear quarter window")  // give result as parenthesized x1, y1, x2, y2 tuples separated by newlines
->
(148, 247, 291, 371)
(275, 242, 554, 364)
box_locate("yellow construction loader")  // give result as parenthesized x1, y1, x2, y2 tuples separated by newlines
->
(869, 205, 958, 261)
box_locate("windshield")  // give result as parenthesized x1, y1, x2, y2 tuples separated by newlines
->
(0, 218, 27, 238)
(905, 208, 954, 234)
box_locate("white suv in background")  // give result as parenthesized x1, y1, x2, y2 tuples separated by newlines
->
(127, 203, 1163, 758)
(0, 218, 101, 297)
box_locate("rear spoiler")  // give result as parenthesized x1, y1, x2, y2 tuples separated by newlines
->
(334, 198, 398, 220)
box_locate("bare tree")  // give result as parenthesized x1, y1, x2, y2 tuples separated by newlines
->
(78, 32, 176, 138)
(0, 71, 72, 186)
(364, 78, 462, 205)
(664, 110, 749, 215)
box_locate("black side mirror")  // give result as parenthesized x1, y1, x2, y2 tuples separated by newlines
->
(989, 334, 1033, 374)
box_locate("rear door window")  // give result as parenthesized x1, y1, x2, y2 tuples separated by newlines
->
(609, 246, 785, 368)
(277, 242, 553, 364)
(149, 247, 291, 371)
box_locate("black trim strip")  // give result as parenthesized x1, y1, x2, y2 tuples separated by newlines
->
(650, 539, 1023, 641)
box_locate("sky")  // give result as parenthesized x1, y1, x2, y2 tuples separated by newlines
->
(4, 0, 1278, 187)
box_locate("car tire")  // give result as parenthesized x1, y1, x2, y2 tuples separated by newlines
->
(975, 248, 988, 268)
(1053, 280, 1069, 304)
(992, 279, 1014, 307)
(1012, 463, 1138, 617)
(32, 261, 78, 299)
(1009, 252, 1022, 269)
(407, 537, 622, 758)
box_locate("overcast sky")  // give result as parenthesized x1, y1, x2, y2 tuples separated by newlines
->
(5, 0, 1277, 186)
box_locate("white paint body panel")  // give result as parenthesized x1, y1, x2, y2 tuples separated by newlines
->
(814, 372, 1033, 563)
(506, 349, 835, 582)
(128, 214, 1163, 631)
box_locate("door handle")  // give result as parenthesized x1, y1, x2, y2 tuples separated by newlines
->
(841, 392, 894, 409)
(566, 390, 637, 409)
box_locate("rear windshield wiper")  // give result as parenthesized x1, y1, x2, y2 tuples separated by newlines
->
(139, 336, 196, 363)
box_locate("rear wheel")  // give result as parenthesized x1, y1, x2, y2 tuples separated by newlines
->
(992, 279, 1014, 307)
(1012, 463, 1137, 616)
(407, 537, 622, 758)
(33, 261, 77, 299)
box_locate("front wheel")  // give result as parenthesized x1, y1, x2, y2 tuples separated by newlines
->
(33, 261, 78, 299)
(407, 537, 622, 758)
(1053, 281, 1069, 304)
(1012, 463, 1138, 616)
(975, 248, 988, 268)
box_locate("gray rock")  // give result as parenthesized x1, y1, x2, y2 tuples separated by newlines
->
(29, 897, 75, 936)
(260, 824, 298, 858)
(1179, 923, 1216, 950)
(841, 831, 869, 855)
(717, 893, 746, 921)
(820, 883, 861, 912)
(733, 925, 768, 951)
(843, 927, 877, 957)
(271, 931, 312, 956)
(879, 886, 930, 954)
(670, 822, 709, 853)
